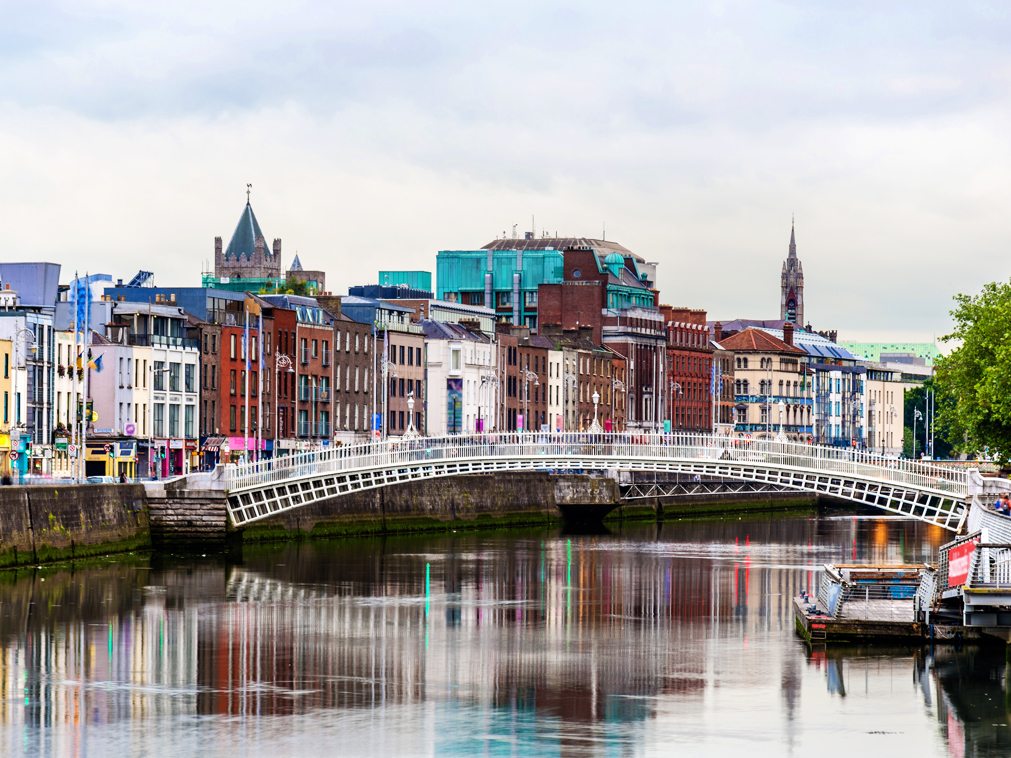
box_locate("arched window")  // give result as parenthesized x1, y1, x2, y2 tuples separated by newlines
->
(759, 380, 766, 394)
(735, 380, 742, 394)
(778, 380, 784, 395)
(742, 380, 749, 395)
(742, 358, 749, 370)
(736, 357, 741, 369)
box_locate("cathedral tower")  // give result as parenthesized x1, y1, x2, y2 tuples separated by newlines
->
(780, 220, 804, 326)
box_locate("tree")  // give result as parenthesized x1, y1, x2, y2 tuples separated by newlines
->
(934, 278, 1011, 464)
(260, 276, 314, 297)
(902, 377, 955, 460)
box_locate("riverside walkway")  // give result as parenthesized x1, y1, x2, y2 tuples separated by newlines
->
(222, 432, 983, 529)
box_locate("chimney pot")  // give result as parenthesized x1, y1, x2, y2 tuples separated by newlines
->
(783, 322, 794, 347)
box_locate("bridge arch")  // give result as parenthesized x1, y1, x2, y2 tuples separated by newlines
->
(223, 433, 970, 531)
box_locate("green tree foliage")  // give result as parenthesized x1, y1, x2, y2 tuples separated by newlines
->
(259, 276, 314, 297)
(902, 378, 955, 459)
(934, 279, 1011, 464)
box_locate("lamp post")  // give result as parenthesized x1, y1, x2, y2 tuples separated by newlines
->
(479, 372, 498, 433)
(403, 392, 420, 439)
(275, 353, 294, 452)
(777, 399, 786, 442)
(521, 368, 538, 433)
(669, 381, 682, 429)
(913, 408, 923, 459)
(13, 328, 37, 481)
(889, 405, 897, 456)
(588, 390, 603, 433)
(612, 377, 625, 432)
(148, 364, 171, 479)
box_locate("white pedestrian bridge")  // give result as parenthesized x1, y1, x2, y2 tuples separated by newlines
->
(222, 432, 993, 531)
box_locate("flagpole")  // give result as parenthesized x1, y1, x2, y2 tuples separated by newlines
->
(72, 272, 80, 481)
(257, 309, 263, 463)
(81, 274, 90, 481)
(244, 306, 249, 462)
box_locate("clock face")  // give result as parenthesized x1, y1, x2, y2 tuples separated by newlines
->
(572, 270, 581, 278)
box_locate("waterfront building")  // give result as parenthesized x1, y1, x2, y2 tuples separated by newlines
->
(862, 362, 905, 456)
(660, 306, 713, 432)
(0, 266, 59, 474)
(340, 296, 421, 437)
(538, 324, 624, 432)
(261, 295, 342, 451)
(0, 338, 11, 475)
(496, 325, 551, 432)
(421, 320, 496, 435)
(105, 301, 200, 476)
(85, 329, 147, 478)
(780, 222, 804, 326)
(717, 325, 813, 442)
(546, 348, 563, 432)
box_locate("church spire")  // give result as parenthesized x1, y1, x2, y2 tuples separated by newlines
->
(789, 215, 796, 257)
(780, 217, 803, 327)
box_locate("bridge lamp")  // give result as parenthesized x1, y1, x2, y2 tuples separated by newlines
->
(589, 390, 603, 433)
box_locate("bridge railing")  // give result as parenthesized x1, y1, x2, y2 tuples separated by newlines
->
(224, 432, 970, 496)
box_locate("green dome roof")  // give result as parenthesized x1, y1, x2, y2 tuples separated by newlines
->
(604, 252, 624, 264)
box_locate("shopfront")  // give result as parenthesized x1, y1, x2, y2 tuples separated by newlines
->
(84, 440, 138, 478)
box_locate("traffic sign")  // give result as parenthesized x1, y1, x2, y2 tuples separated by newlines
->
(8, 451, 17, 461)
(103, 444, 112, 453)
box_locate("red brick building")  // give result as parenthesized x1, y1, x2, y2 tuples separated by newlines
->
(660, 306, 714, 432)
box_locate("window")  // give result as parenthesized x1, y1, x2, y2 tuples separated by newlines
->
(230, 334, 236, 360)
(230, 405, 236, 431)
(451, 348, 461, 371)
(400, 345, 405, 364)
(154, 361, 166, 391)
(169, 362, 181, 391)
(185, 364, 195, 392)
(185, 405, 194, 438)
(154, 404, 165, 437)
(408, 346, 413, 366)
(355, 333, 360, 352)
(169, 404, 180, 437)
(211, 365, 217, 389)
(230, 369, 237, 395)
(312, 339, 318, 358)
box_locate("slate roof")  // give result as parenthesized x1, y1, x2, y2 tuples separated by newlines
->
(224, 202, 272, 261)
(421, 320, 491, 343)
(717, 328, 805, 354)
(289, 254, 303, 271)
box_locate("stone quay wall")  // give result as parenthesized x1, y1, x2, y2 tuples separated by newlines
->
(0, 484, 149, 568)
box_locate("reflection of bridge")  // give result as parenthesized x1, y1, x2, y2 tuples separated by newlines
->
(221, 432, 982, 530)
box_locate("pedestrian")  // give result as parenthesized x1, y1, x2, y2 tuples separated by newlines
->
(119, 472, 127, 484)
(1, 474, 11, 486)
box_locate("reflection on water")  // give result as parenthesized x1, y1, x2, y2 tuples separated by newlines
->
(0, 511, 1004, 756)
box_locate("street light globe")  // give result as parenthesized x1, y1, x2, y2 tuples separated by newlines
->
(592, 391, 599, 404)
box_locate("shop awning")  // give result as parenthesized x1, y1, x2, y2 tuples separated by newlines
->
(201, 436, 227, 452)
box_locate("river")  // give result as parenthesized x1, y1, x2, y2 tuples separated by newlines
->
(0, 511, 1007, 757)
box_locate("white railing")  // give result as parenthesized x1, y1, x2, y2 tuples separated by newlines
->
(223, 431, 971, 495)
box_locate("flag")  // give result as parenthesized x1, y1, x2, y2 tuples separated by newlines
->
(70, 276, 92, 338)
(87, 353, 103, 372)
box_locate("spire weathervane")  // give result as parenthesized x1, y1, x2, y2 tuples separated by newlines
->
(246, 183, 252, 204)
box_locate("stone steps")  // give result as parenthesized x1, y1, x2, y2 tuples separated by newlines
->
(147, 490, 228, 543)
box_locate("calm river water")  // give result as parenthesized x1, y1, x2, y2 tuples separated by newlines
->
(0, 511, 1008, 757)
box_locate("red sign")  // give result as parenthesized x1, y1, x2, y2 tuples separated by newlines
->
(948, 540, 978, 587)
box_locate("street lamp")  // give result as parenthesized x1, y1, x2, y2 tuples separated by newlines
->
(777, 399, 786, 442)
(588, 389, 603, 433)
(611, 377, 625, 432)
(521, 368, 538, 433)
(479, 372, 499, 433)
(913, 408, 923, 459)
(403, 392, 420, 439)
(275, 352, 295, 449)
(670, 381, 682, 429)
(149, 364, 171, 479)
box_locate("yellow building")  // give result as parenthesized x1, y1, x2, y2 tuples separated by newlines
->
(863, 363, 905, 456)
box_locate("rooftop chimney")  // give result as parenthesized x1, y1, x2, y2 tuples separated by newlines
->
(783, 322, 794, 347)
(714, 322, 723, 342)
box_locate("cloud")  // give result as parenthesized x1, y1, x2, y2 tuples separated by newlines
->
(1, 0, 1010, 340)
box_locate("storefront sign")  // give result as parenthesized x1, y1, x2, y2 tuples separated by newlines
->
(227, 437, 265, 451)
(169, 439, 184, 450)
(124, 423, 137, 436)
(55, 437, 68, 451)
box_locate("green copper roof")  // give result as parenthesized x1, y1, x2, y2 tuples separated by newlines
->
(224, 202, 270, 260)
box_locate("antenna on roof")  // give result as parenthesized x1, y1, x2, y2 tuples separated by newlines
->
(603, 221, 606, 241)
(246, 183, 252, 203)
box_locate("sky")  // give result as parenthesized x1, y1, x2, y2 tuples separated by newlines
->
(2, 1, 1010, 344)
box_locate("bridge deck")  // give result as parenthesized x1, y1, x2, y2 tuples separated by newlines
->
(222, 432, 974, 529)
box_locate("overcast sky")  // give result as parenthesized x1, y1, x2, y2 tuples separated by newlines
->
(2, 1, 1009, 343)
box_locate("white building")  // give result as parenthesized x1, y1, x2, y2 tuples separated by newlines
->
(105, 302, 200, 477)
(422, 321, 497, 435)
